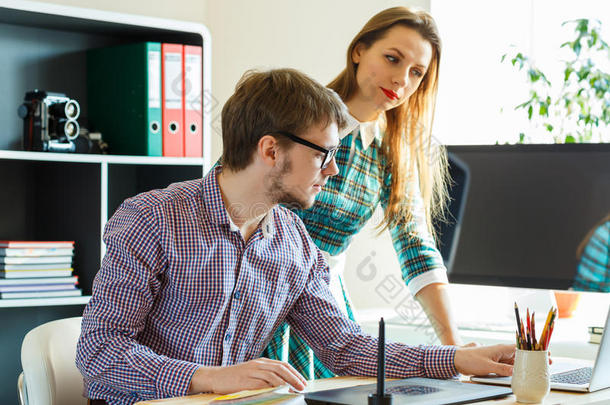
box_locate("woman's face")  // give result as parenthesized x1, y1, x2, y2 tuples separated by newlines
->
(351, 25, 433, 114)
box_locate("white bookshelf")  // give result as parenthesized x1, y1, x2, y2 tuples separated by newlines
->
(0, 150, 206, 166)
(0, 2, 212, 401)
(0, 0, 212, 306)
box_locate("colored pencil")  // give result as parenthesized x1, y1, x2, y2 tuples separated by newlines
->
(514, 305, 556, 351)
(540, 307, 554, 349)
(532, 312, 537, 349)
(514, 302, 523, 344)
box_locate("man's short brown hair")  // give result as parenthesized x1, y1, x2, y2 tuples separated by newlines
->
(221, 68, 349, 171)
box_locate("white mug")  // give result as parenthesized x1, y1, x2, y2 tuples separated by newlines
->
(511, 349, 550, 403)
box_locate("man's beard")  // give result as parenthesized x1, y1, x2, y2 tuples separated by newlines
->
(267, 158, 311, 210)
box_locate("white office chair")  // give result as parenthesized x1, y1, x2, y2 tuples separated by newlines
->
(18, 317, 87, 405)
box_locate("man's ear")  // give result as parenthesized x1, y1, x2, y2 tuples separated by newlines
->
(258, 134, 278, 167)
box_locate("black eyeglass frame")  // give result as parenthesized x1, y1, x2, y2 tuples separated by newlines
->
(274, 131, 338, 169)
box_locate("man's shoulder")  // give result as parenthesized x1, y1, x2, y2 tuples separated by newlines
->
(125, 179, 203, 212)
(275, 205, 306, 226)
(274, 206, 316, 245)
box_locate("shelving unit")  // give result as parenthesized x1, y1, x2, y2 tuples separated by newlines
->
(0, 1, 212, 402)
(0, 0, 212, 298)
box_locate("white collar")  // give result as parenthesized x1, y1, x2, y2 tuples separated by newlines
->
(227, 210, 275, 239)
(340, 113, 385, 150)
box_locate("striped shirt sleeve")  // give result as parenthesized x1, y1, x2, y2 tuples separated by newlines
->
(75, 201, 200, 400)
(286, 245, 458, 379)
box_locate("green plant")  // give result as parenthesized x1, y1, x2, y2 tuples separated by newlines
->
(502, 19, 610, 143)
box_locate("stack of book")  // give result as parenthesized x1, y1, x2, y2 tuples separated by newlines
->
(0, 241, 81, 299)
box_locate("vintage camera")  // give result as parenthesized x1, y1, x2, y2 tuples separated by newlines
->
(18, 90, 81, 153)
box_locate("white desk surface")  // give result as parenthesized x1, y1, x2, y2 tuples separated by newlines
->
(137, 375, 610, 404)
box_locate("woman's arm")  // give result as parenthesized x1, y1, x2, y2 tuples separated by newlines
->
(380, 172, 463, 346)
(414, 282, 462, 345)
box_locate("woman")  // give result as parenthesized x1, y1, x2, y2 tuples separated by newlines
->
(263, 6, 462, 379)
(573, 214, 610, 292)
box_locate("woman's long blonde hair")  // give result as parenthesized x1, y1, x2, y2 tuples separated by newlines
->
(328, 6, 449, 236)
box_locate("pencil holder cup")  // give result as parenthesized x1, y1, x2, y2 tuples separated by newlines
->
(511, 349, 550, 403)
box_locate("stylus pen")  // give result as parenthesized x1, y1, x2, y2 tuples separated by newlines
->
(377, 317, 385, 397)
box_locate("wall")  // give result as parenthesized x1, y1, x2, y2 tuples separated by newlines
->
(203, 0, 430, 161)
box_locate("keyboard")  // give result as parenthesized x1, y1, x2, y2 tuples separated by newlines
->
(551, 367, 592, 385)
(457, 320, 515, 333)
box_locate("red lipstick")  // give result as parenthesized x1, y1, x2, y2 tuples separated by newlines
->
(380, 87, 398, 100)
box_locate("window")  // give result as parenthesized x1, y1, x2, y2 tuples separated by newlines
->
(431, 0, 610, 145)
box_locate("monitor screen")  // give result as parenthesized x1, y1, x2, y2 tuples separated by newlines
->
(444, 143, 610, 290)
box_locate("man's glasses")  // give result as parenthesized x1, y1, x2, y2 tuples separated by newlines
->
(274, 131, 339, 169)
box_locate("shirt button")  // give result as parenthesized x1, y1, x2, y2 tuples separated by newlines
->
(225, 333, 232, 342)
(234, 291, 241, 300)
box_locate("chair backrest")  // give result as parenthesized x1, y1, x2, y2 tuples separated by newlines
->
(433, 152, 470, 273)
(20, 317, 86, 405)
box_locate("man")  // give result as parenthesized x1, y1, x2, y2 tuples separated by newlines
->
(76, 68, 515, 405)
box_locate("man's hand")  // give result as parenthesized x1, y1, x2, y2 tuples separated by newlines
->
(454, 344, 515, 376)
(189, 358, 308, 394)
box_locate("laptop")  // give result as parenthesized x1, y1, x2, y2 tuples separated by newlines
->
(471, 308, 610, 392)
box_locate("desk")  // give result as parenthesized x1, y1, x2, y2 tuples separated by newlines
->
(136, 376, 610, 405)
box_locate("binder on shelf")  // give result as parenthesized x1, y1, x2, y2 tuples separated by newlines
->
(162, 43, 185, 157)
(183, 45, 203, 157)
(87, 42, 163, 156)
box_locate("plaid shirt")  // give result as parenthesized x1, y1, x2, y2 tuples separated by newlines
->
(75, 167, 457, 405)
(296, 125, 448, 296)
(573, 220, 610, 292)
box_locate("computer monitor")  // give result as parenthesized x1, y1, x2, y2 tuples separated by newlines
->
(444, 143, 610, 290)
